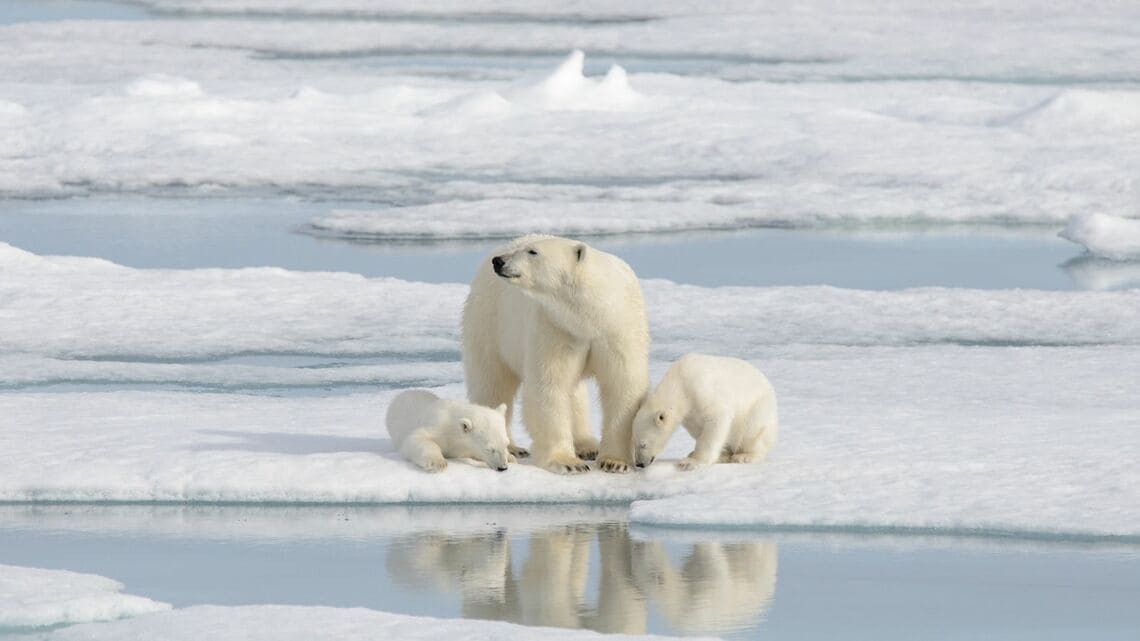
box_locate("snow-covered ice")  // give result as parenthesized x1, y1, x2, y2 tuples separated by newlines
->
(1060, 213, 1140, 262)
(38, 604, 714, 641)
(1, 9, 1138, 224)
(0, 245, 1137, 539)
(309, 200, 787, 240)
(4, 243, 1139, 370)
(0, 565, 169, 630)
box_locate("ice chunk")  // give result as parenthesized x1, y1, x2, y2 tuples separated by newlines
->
(0, 565, 169, 630)
(125, 74, 203, 98)
(1060, 213, 1140, 261)
(0, 99, 26, 118)
(501, 50, 643, 111)
(1003, 90, 1140, 132)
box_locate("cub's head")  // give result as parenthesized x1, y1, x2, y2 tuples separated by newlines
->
(458, 402, 511, 471)
(491, 236, 588, 295)
(632, 400, 681, 468)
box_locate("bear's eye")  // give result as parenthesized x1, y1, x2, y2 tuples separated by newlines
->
(527, 249, 539, 256)
(657, 412, 666, 422)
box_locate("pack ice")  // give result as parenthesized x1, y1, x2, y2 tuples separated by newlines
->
(0, 244, 1137, 540)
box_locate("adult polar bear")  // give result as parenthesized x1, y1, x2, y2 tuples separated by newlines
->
(462, 235, 649, 474)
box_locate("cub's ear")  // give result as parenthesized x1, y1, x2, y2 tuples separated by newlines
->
(495, 403, 507, 416)
(459, 418, 473, 433)
(575, 243, 586, 262)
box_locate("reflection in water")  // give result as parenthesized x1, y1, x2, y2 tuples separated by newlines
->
(1061, 255, 1140, 291)
(387, 522, 777, 635)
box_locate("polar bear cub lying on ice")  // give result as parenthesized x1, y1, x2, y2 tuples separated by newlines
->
(632, 354, 778, 471)
(386, 390, 513, 473)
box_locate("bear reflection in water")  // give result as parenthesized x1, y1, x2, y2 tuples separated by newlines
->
(386, 523, 777, 635)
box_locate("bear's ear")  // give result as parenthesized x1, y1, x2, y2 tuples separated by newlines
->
(495, 403, 507, 416)
(459, 418, 473, 433)
(574, 243, 586, 262)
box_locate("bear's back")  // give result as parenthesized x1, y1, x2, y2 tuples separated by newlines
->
(386, 389, 443, 446)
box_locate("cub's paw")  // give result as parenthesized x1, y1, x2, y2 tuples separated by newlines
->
(597, 457, 630, 474)
(544, 452, 591, 475)
(729, 452, 756, 464)
(509, 445, 530, 459)
(676, 457, 704, 471)
(420, 457, 448, 473)
(575, 436, 600, 461)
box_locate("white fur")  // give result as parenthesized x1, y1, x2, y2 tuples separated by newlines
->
(385, 389, 511, 473)
(632, 353, 778, 470)
(462, 234, 650, 474)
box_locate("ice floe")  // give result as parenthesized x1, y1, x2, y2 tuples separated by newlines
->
(0, 565, 169, 630)
(38, 604, 712, 641)
(1, 16, 1138, 222)
(308, 200, 773, 240)
(1060, 213, 1140, 262)
(0, 246, 1137, 539)
(4, 243, 1139, 375)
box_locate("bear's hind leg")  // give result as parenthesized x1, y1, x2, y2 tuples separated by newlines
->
(731, 402, 777, 464)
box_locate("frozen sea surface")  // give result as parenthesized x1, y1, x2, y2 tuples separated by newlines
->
(1, 15, 1138, 224)
(1, 246, 1138, 540)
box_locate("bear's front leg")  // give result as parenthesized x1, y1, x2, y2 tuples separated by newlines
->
(595, 378, 645, 474)
(571, 382, 599, 461)
(523, 384, 590, 474)
(401, 433, 448, 473)
(677, 414, 733, 471)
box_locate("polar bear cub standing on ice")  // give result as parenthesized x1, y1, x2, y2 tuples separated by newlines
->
(386, 390, 512, 473)
(632, 354, 778, 471)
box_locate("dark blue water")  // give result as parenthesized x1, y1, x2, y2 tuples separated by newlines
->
(0, 196, 1096, 290)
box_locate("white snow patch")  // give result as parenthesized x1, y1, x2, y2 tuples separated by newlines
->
(0, 99, 26, 118)
(420, 90, 512, 118)
(40, 604, 709, 641)
(125, 74, 203, 98)
(4, 244, 1140, 370)
(309, 200, 763, 239)
(1005, 90, 1140, 132)
(0, 565, 169, 630)
(1060, 213, 1140, 261)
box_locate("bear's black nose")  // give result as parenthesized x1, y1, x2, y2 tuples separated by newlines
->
(496, 466, 508, 472)
(492, 256, 505, 273)
(635, 462, 646, 469)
